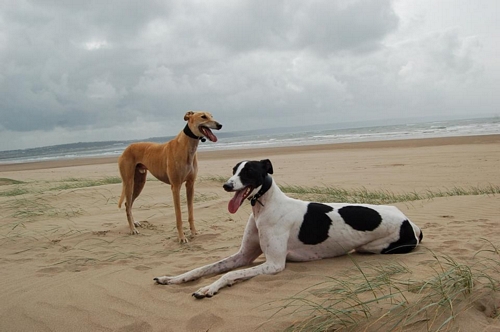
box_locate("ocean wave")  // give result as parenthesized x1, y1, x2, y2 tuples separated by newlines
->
(2, 117, 499, 164)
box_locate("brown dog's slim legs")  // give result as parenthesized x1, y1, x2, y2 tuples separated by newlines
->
(186, 179, 197, 237)
(119, 162, 147, 235)
(170, 184, 187, 243)
(125, 202, 139, 234)
(123, 177, 139, 234)
(133, 166, 147, 202)
(119, 159, 139, 234)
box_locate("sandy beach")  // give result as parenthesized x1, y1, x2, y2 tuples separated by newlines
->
(1, 135, 499, 331)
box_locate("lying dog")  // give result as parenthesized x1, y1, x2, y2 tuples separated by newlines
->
(154, 159, 423, 297)
(118, 111, 222, 243)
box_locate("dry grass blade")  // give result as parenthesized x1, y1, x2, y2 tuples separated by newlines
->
(279, 184, 500, 204)
(272, 246, 500, 332)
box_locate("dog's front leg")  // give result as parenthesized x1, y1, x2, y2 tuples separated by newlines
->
(154, 215, 262, 286)
(154, 247, 260, 285)
(191, 260, 286, 299)
(170, 183, 187, 243)
(185, 178, 197, 237)
(192, 232, 289, 298)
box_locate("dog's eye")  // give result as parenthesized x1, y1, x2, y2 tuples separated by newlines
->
(201, 115, 208, 119)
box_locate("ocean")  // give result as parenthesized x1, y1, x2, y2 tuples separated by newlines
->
(1, 116, 499, 165)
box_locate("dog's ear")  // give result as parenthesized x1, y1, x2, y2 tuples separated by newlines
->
(184, 111, 195, 121)
(260, 159, 273, 174)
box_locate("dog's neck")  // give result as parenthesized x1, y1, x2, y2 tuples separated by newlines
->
(249, 175, 273, 207)
(183, 124, 206, 142)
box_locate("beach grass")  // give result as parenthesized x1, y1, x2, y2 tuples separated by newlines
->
(2, 178, 498, 217)
(3, 173, 497, 203)
(0, 177, 122, 197)
(2, 179, 497, 219)
(274, 243, 500, 331)
(199, 175, 228, 183)
(279, 184, 500, 205)
(0, 187, 30, 197)
(201, 173, 500, 204)
(0, 178, 25, 186)
(5, 195, 85, 222)
(49, 176, 122, 191)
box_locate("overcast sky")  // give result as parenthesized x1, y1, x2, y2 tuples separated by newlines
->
(1, 0, 499, 151)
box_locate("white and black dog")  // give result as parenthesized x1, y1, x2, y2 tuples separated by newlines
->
(154, 159, 423, 298)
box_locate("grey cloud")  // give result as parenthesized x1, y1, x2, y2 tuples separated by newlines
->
(0, 0, 497, 150)
(175, 0, 397, 54)
(1, 0, 397, 133)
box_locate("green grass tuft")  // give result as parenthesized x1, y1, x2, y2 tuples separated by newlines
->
(50, 176, 122, 191)
(279, 184, 500, 204)
(0, 178, 28, 196)
(199, 175, 228, 184)
(0, 187, 30, 197)
(0, 178, 25, 186)
(274, 245, 500, 332)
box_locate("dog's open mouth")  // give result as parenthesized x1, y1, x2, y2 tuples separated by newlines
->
(199, 126, 218, 142)
(228, 186, 254, 214)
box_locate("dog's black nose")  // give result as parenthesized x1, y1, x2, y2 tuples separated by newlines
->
(216, 123, 222, 130)
(223, 183, 233, 191)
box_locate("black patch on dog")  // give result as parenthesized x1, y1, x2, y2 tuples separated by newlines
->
(338, 206, 382, 231)
(234, 160, 272, 189)
(298, 203, 334, 245)
(381, 220, 418, 254)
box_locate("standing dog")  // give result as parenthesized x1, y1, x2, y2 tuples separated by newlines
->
(118, 111, 222, 243)
(154, 159, 423, 298)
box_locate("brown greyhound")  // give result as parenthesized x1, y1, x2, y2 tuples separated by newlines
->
(118, 111, 222, 243)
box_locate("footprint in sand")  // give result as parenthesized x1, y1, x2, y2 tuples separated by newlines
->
(138, 220, 158, 230)
(186, 312, 223, 331)
(473, 290, 500, 318)
(59, 245, 71, 252)
(133, 265, 152, 271)
(92, 230, 110, 236)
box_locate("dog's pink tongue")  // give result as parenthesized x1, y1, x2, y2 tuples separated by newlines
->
(228, 190, 246, 214)
(201, 127, 218, 142)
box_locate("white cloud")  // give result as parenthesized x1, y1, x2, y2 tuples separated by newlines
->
(84, 40, 108, 50)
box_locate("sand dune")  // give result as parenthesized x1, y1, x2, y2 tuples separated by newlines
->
(1, 135, 499, 331)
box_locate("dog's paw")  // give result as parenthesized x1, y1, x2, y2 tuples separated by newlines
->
(154, 276, 175, 285)
(130, 228, 140, 235)
(192, 286, 217, 299)
(134, 221, 142, 227)
(179, 237, 189, 244)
